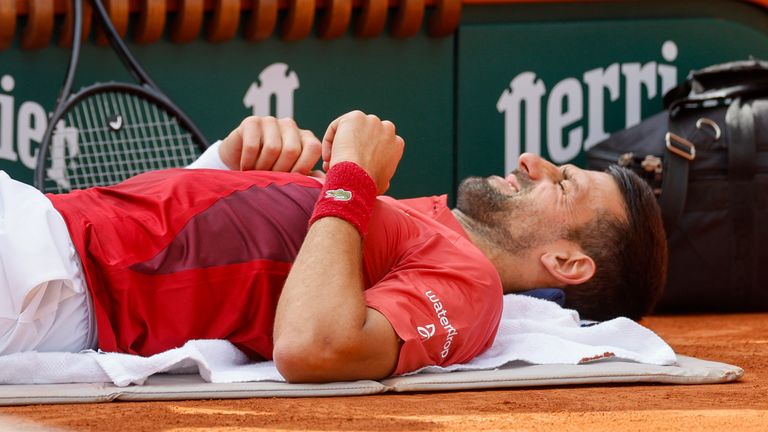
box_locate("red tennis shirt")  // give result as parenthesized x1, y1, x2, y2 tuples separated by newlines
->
(48, 169, 503, 375)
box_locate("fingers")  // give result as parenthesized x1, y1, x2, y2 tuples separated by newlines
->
(321, 115, 342, 171)
(220, 111, 401, 187)
(269, 118, 301, 172)
(238, 118, 265, 171)
(221, 116, 321, 173)
(321, 110, 370, 169)
(219, 127, 245, 170)
(291, 130, 322, 174)
(320, 110, 405, 195)
(381, 120, 396, 140)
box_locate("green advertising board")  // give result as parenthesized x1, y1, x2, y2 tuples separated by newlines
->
(0, 32, 453, 196)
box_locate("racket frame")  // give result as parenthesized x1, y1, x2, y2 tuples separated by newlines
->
(35, 0, 209, 192)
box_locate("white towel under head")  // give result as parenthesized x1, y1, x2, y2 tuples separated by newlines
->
(0, 294, 677, 387)
(408, 294, 676, 375)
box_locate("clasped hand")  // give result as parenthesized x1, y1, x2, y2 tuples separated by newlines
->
(219, 111, 404, 195)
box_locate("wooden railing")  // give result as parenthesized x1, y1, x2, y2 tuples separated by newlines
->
(1, 0, 764, 50)
(0, 0, 460, 49)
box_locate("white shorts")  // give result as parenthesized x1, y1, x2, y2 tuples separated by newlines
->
(0, 171, 96, 354)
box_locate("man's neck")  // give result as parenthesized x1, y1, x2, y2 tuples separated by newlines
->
(451, 208, 554, 294)
(450, 208, 484, 250)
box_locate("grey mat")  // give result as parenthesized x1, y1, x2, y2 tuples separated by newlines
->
(0, 355, 742, 406)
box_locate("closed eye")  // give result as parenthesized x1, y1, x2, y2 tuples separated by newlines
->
(558, 167, 571, 192)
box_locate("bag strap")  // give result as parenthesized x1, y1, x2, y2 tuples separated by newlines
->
(659, 132, 692, 228)
(726, 98, 756, 307)
(726, 98, 756, 179)
(659, 115, 722, 227)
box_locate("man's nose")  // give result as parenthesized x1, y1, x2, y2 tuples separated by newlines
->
(518, 153, 559, 181)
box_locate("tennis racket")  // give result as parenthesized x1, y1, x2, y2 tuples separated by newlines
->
(35, 0, 209, 193)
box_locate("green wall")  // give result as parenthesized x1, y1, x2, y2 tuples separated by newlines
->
(0, 31, 453, 196)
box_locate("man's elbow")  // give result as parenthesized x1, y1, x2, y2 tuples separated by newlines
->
(272, 337, 349, 383)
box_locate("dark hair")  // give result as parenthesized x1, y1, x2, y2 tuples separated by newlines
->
(562, 165, 668, 321)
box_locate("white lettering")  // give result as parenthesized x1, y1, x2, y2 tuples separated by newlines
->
(0, 74, 17, 161)
(546, 78, 583, 163)
(621, 62, 658, 128)
(425, 290, 439, 303)
(17, 101, 46, 169)
(658, 64, 678, 97)
(445, 324, 457, 337)
(658, 41, 679, 96)
(498, 41, 679, 167)
(243, 63, 300, 118)
(583, 64, 620, 149)
(47, 120, 79, 190)
(497, 72, 546, 174)
(424, 290, 459, 359)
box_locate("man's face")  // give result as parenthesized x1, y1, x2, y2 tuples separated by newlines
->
(456, 153, 626, 255)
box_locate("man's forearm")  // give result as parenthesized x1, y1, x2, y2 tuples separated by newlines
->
(274, 217, 366, 345)
(272, 217, 395, 382)
(272, 111, 403, 382)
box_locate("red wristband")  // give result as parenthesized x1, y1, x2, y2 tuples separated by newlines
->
(309, 161, 378, 236)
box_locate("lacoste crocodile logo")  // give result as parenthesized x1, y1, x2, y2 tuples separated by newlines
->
(325, 189, 352, 201)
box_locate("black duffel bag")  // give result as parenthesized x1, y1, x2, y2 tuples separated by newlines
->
(587, 59, 768, 312)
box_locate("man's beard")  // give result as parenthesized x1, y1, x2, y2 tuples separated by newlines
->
(455, 172, 550, 255)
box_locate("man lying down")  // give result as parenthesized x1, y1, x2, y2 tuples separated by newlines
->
(0, 111, 668, 383)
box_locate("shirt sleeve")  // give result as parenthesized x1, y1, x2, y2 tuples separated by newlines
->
(185, 140, 230, 170)
(364, 251, 503, 376)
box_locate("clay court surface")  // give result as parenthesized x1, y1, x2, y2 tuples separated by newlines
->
(0, 313, 766, 431)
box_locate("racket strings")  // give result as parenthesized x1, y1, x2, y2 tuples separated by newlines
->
(43, 90, 202, 193)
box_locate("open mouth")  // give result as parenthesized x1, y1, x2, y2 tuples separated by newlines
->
(489, 175, 520, 195)
(505, 173, 521, 192)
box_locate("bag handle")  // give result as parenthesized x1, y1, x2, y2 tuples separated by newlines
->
(663, 59, 768, 108)
(662, 80, 694, 108)
(689, 59, 768, 88)
(665, 80, 768, 116)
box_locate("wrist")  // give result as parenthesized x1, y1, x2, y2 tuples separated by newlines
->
(309, 161, 377, 236)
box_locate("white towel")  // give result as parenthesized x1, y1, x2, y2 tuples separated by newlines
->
(0, 294, 676, 386)
(407, 294, 676, 375)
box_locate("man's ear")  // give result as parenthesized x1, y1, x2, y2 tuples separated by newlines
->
(540, 250, 596, 286)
